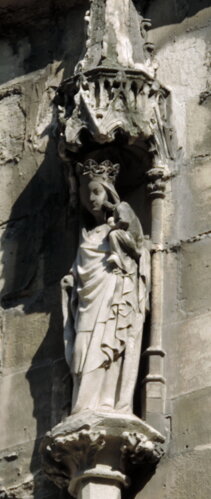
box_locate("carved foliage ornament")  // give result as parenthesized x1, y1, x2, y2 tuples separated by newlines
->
(41, 429, 106, 490)
(121, 431, 165, 464)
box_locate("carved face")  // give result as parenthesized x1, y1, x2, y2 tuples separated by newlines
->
(80, 180, 108, 218)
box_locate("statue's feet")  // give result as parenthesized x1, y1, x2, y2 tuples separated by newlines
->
(115, 402, 133, 414)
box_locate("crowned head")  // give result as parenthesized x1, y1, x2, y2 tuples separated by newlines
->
(76, 159, 120, 224)
(76, 159, 120, 185)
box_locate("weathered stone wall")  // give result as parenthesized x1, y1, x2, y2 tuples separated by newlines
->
(134, 1, 211, 498)
(0, 1, 210, 498)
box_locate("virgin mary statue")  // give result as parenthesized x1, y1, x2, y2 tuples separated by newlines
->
(61, 159, 150, 414)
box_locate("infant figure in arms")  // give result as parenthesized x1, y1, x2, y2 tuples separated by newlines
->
(61, 159, 150, 415)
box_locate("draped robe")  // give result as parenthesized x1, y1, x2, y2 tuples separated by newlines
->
(62, 205, 150, 385)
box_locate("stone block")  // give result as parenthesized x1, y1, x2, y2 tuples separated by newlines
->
(2, 285, 64, 371)
(178, 238, 211, 315)
(163, 251, 179, 325)
(0, 358, 68, 450)
(0, 439, 37, 491)
(135, 447, 211, 499)
(186, 97, 211, 158)
(163, 237, 211, 328)
(170, 387, 211, 455)
(0, 358, 69, 493)
(0, 92, 25, 166)
(0, 367, 50, 451)
(2, 310, 51, 371)
(164, 312, 211, 398)
(135, 389, 211, 498)
(173, 158, 211, 241)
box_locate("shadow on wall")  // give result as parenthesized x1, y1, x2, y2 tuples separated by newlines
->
(135, 0, 211, 27)
(122, 462, 157, 499)
(1, 126, 78, 498)
(0, 1, 89, 86)
(0, 9, 88, 499)
(0, 2, 89, 498)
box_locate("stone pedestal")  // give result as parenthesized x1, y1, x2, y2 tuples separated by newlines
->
(41, 411, 165, 498)
(78, 480, 121, 499)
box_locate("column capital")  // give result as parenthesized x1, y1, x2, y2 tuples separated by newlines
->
(146, 164, 171, 198)
(41, 411, 165, 498)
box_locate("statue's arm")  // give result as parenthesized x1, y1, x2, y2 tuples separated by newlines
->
(61, 272, 76, 369)
(108, 202, 144, 260)
(110, 202, 143, 236)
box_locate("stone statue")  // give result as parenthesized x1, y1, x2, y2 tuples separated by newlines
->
(61, 159, 150, 415)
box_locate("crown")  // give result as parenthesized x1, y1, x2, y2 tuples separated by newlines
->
(76, 159, 120, 184)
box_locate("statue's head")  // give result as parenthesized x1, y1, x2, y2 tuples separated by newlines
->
(80, 179, 108, 217)
(76, 160, 120, 221)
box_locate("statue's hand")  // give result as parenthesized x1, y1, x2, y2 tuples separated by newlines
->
(102, 200, 118, 212)
(108, 202, 131, 232)
(61, 272, 76, 370)
(61, 273, 74, 291)
(108, 204, 130, 232)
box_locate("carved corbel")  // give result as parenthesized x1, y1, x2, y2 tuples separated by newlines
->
(41, 412, 165, 498)
(41, 427, 106, 494)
